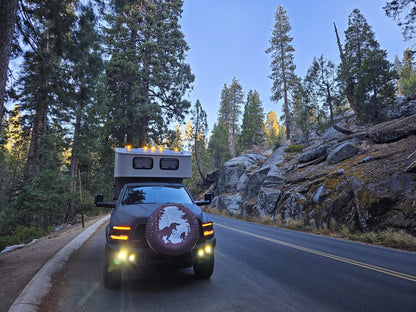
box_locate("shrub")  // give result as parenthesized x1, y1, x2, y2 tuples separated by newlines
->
(0, 226, 46, 252)
(284, 144, 304, 153)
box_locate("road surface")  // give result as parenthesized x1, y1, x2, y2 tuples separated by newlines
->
(44, 214, 416, 312)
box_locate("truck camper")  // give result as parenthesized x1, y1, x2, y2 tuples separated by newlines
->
(95, 147, 215, 288)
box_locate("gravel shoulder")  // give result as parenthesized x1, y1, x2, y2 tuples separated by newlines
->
(0, 215, 109, 312)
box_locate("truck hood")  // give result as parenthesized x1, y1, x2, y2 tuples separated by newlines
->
(110, 203, 204, 226)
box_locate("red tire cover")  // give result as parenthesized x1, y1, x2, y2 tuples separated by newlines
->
(146, 203, 200, 256)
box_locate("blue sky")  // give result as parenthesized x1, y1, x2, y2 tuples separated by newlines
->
(180, 0, 409, 132)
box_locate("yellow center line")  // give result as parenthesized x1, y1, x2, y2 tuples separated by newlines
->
(215, 222, 416, 283)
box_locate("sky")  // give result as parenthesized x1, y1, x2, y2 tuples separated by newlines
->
(179, 0, 409, 133)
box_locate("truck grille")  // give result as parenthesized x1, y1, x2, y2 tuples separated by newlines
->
(130, 219, 149, 247)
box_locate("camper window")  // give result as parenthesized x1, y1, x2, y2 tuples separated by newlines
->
(160, 158, 179, 170)
(133, 157, 153, 169)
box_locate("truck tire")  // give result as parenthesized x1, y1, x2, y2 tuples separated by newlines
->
(193, 255, 214, 279)
(146, 203, 200, 256)
(103, 248, 121, 288)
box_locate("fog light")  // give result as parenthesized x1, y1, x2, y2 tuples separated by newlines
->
(205, 245, 212, 254)
(118, 251, 127, 261)
(128, 254, 135, 262)
(198, 249, 204, 257)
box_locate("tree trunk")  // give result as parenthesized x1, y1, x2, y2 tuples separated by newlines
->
(66, 109, 81, 223)
(326, 84, 353, 135)
(0, 0, 18, 133)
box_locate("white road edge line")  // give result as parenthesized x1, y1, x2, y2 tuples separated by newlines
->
(8, 215, 110, 312)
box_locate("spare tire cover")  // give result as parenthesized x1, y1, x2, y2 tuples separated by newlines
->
(146, 203, 200, 256)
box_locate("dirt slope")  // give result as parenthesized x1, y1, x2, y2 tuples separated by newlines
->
(0, 215, 108, 312)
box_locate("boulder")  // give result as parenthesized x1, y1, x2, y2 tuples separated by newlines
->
(298, 145, 328, 163)
(327, 141, 359, 164)
(369, 115, 416, 143)
(255, 188, 282, 215)
(244, 166, 271, 200)
(212, 193, 243, 213)
(262, 164, 285, 187)
(217, 153, 266, 193)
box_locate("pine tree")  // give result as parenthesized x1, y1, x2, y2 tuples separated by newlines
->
(17, 0, 76, 181)
(291, 81, 315, 145)
(0, 105, 27, 209)
(0, 0, 18, 134)
(218, 77, 243, 155)
(338, 9, 380, 112)
(191, 99, 208, 182)
(354, 49, 398, 124)
(304, 55, 351, 134)
(208, 123, 232, 170)
(238, 90, 265, 151)
(399, 48, 416, 95)
(266, 5, 297, 140)
(105, 0, 194, 147)
(66, 3, 104, 222)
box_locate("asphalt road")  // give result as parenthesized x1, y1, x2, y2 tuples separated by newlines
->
(47, 214, 416, 312)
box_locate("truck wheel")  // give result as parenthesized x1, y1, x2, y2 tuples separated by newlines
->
(193, 255, 214, 279)
(146, 203, 200, 256)
(103, 249, 121, 288)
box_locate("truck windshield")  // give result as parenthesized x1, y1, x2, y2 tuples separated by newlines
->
(121, 185, 193, 205)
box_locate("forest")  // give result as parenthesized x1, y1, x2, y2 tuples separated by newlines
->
(0, 0, 414, 250)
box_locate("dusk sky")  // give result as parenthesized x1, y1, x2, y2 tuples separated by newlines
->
(180, 0, 409, 132)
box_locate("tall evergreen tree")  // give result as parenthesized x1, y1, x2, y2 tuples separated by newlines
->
(337, 9, 380, 112)
(292, 81, 315, 145)
(191, 99, 208, 182)
(218, 77, 243, 155)
(238, 90, 265, 151)
(266, 5, 297, 140)
(66, 3, 104, 222)
(0, 0, 18, 134)
(354, 49, 398, 124)
(17, 0, 76, 181)
(304, 55, 352, 134)
(105, 0, 194, 147)
(0, 104, 28, 209)
(208, 123, 232, 170)
(398, 48, 416, 95)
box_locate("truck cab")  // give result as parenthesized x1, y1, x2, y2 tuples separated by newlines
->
(96, 147, 215, 288)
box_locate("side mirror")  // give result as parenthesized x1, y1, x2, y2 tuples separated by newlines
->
(94, 194, 104, 206)
(94, 194, 116, 208)
(196, 192, 212, 206)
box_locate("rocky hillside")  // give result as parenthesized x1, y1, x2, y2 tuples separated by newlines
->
(210, 98, 416, 234)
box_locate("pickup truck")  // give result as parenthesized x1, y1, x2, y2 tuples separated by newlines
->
(95, 147, 215, 288)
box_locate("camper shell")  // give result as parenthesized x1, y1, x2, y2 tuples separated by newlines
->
(113, 147, 192, 199)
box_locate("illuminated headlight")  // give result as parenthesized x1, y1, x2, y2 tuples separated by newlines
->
(117, 251, 127, 261)
(205, 245, 212, 254)
(197, 244, 213, 258)
(114, 250, 136, 265)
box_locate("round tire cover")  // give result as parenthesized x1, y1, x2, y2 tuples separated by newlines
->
(146, 203, 200, 256)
